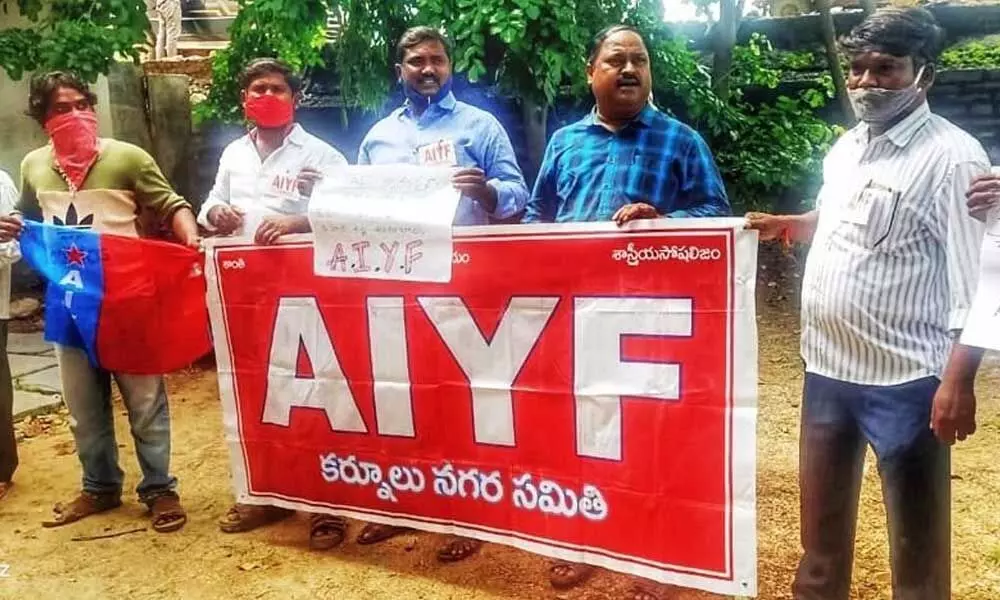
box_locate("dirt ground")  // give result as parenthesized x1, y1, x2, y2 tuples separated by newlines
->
(1, 249, 998, 600)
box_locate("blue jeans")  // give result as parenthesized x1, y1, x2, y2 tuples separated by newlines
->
(792, 373, 950, 600)
(55, 345, 177, 504)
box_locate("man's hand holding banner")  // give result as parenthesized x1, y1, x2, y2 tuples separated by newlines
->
(205, 219, 759, 597)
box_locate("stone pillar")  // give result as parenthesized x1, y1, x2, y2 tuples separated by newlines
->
(106, 63, 154, 153)
(146, 74, 196, 204)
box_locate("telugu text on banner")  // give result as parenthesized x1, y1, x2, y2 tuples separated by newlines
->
(205, 220, 759, 596)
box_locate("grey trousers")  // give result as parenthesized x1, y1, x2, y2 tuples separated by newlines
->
(0, 321, 16, 482)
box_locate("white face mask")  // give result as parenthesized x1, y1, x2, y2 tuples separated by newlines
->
(848, 65, 926, 125)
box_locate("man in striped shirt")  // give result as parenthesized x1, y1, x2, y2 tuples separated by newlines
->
(749, 9, 986, 600)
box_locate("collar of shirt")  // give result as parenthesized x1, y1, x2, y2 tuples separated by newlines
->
(852, 101, 931, 149)
(246, 123, 309, 152)
(399, 91, 458, 124)
(584, 104, 658, 132)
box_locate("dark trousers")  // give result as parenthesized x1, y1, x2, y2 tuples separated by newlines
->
(792, 373, 950, 600)
(0, 321, 16, 482)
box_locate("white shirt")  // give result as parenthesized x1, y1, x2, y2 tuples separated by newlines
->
(197, 124, 348, 236)
(801, 102, 988, 386)
(0, 171, 21, 320)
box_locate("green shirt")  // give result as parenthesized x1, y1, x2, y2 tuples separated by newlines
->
(18, 139, 190, 238)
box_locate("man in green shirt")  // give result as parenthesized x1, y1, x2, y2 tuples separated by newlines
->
(0, 71, 200, 533)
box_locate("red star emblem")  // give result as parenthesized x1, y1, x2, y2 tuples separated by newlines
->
(63, 244, 88, 267)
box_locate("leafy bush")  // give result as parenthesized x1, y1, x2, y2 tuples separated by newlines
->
(656, 33, 838, 210)
(0, 0, 149, 83)
(196, 1, 835, 211)
(940, 38, 1000, 70)
(194, 0, 331, 124)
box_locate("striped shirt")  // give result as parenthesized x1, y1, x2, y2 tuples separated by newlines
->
(523, 105, 730, 223)
(801, 102, 988, 386)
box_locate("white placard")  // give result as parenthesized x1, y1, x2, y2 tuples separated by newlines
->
(308, 165, 460, 282)
(961, 207, 1000, 351)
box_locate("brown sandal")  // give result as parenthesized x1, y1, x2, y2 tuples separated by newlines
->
(0, 482, 11, 501)
(42, 492, 122, 528)
(549, 562, 596, 590)
(309, 513, 347, 551)
(437, 536, 483, 563)
(218, 503, 293, 533)
(356, 522, 412, 545)
(149, 493, 187, 534)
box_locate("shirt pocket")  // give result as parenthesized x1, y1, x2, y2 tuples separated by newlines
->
(840, 180, 902, 250)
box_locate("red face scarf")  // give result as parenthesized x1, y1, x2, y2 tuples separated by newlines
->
(45, 111, 100, 191)
(244, 94, 294, 129)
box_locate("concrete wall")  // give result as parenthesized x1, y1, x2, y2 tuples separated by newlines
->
(0, 7, 115, 183)
(106, 63, 154, 153)
(930, 69, 1000, 163)
(147, 74, 196, 203)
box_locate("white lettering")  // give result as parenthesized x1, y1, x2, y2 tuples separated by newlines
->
(263, 298, 367, 432)
(368, 297, 414, 437)
(59, 269, 83, 289)
(419, 296, 558, 446)
(573, 298, 691, 460)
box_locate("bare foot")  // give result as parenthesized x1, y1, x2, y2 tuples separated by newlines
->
(626, 586, 661, 600)
(437, 536, 483, 562)
(356, 522, 412, 545)
(217, 503, 292, 533)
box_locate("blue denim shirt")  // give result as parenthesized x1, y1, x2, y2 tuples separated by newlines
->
(358, 92, 529, 226)
(524, 106, 730, 223)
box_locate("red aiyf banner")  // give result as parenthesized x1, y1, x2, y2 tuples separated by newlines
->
(206, 220, 759, 596)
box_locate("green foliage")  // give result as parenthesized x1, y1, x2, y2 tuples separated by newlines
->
(198, 0, 833, 208)
(417, 0, 665, 105)
(329, 1, 415, 111)
(195, 0, 330, 123)
(656, 33, 838, 210)
(940, 38, 1000, 70)
(197, 0, 416, 123)
(0, 0, 149, 83)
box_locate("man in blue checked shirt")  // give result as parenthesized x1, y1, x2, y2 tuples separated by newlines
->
(359, 26, 529, 226)
(353, 25, 528, 563)
(524, 25, 730, 226)
(527, 24, 729, 598)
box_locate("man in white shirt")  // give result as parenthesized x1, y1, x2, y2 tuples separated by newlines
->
(197, 59, 347, 243)
(204, 58, 350, 551)
(0, 169, 20, 501)
(748, 9, 985, 600)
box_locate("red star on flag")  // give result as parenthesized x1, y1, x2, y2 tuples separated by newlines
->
(63, 244, 88, 267)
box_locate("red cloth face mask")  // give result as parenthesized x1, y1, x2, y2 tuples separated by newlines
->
(45, 110, 100, 191)
(244, 94, 294, 129)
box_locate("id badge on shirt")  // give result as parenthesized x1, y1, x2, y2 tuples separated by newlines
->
(840, 182, 893, 226)
(841, 188, 876, 225)
(416, 139, 458, 166)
